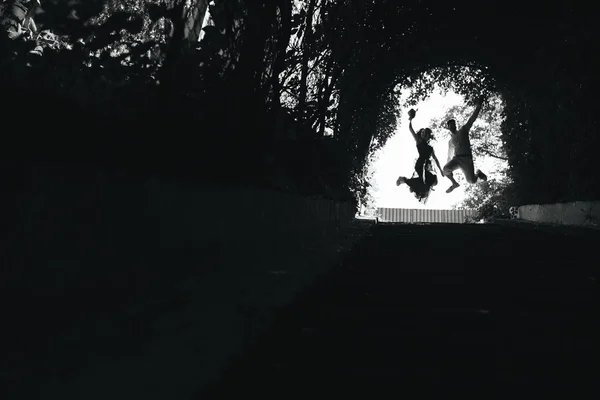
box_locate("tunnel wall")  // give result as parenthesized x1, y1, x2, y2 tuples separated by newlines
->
(518, 201, 600, 228)
(3, 163, 369, 399)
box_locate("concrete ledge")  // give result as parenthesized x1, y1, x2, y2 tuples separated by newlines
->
(518, 201, 600, 228)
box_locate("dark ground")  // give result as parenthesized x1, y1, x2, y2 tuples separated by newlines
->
(199, 222, 600, 398)
(3, 218, 600, 398)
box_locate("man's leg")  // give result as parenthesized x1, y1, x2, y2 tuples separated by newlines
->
(461, 130, 488, 183)
(396, 176, 407, 186)
(476, 169, 487, 181)
(460, 156, 487, 184)
(442, 158, 460, 193)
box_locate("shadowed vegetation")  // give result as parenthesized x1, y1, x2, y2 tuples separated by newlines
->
(1, 0, 598, 207)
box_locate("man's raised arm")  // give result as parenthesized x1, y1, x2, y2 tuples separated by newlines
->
(463, 95, 485, 131)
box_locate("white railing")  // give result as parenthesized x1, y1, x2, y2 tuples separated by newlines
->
(376, 208, 477, 224)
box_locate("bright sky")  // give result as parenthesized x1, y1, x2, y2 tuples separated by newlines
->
(366, 88, 505, 210)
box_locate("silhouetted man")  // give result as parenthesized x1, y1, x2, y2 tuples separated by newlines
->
(443, 95, 488, 193)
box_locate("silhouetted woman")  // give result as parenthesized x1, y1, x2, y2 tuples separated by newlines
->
(396, 108, 443, 204)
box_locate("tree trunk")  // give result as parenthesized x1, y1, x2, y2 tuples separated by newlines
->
(317, 60, 342, 136)
(480, 149, 508, 161)
(297, 0, 317, 123)
(182, 0, 209, 51)
(335, 63, 360, 144)
(157, 0, 209, 106)
(270, 0, 292, 121)
(227, 1, 278, 138)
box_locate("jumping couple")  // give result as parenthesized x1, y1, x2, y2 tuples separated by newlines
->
(396, 95, 487, 203)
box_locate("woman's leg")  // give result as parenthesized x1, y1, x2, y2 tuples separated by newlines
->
(414, 157, 426, 182)
(425, 170, 438, 187)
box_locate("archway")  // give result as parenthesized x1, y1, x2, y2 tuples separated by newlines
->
(352, 63, 510, 220)
(339, 2, 599, 218)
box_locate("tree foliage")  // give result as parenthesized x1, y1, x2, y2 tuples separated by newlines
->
(459, 177, 517, 222)
(1, 0, 598, 207)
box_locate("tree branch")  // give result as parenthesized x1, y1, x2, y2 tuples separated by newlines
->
(479, 149, 508, 161)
